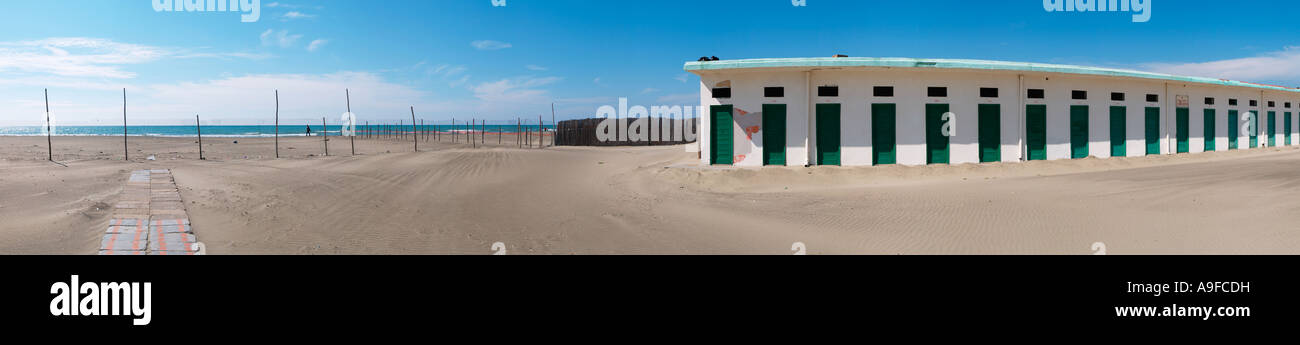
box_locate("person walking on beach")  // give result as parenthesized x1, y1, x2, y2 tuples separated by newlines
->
(306, 124, 313, 136)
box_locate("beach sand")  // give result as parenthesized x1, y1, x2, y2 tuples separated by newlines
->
(3, 135, 1300, 254)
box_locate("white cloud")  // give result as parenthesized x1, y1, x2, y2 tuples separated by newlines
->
(260, 29, 303, 48)
(675, 73, 690, 83)
(470, 40, 512, 51)
(307, 39, 329, 52)
(0, 37, 262, 80)
(0, 37, 167, 79)
(526, 64, 548, 71)
(555, 96, 616, 104)
(640, 88, 659, 94)
(266, 2, 323, 10)
(143, 72, 430, 124)
(657, 93, 698, 105)
(592, 77, 601, 84)
(1142, 47, 1300, 85)
(0, 71, 440, 126)
(472, 76, 561, 104)
(281, 11, 317, 20)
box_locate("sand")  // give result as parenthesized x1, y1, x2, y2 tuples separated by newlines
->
(3, 134, 1300, 254)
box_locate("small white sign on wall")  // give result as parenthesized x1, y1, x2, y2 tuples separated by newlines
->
(1176, 95, 1190, 108)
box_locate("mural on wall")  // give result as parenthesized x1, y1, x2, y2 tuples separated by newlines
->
(712, 80, 764, 164)
(733, 106, 764, 164)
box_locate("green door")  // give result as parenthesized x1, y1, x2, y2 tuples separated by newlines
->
(1110, 106, 1126, 157)
(1228, 110, 1239, 150)
(1026, 105, 1047, 161)
(1203, 109, 1216, 152)
(1071, 105, 1089, 159)
(1145, 107, 1161, 155)
(762, 104, 786, 166)
(816, 104, 841, 166)
(979, 104, 1001, 163)
(1287, 112, 1293, 146)
(872, 104, 897, 165)
(926, 104, 950, 164)
(710, 105, 733, 165)
(1268, 111, 1277, 147)
(1176, 108, 1189, 153)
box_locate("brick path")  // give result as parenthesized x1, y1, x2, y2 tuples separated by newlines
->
(99, 169, 201, 255)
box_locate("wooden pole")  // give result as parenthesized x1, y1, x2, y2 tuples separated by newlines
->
(196, 114, 204, 160)
(347, 89, 355, 156)
(122, 88, 128, 161)
(322, 117, 329, 156)
(451, 117, 455, 143)
(481, 119, 485, 144)
(539, 114, 544, 149)
(44, 89, 52, 161)
(274, 90, 280, 158)
(410, 106, 418, 152)
(551, 103, 555, 147)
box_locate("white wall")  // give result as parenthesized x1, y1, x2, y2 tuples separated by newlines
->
(695, 67, 1300, 167)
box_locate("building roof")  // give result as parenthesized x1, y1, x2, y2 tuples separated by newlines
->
(684, 57, 1300, 94)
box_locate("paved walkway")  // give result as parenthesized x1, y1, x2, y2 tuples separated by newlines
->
(99, 169, 200, 255)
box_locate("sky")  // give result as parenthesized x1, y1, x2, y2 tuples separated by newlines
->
(2, 0, 1300, 125)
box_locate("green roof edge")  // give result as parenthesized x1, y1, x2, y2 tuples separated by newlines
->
(684, 57, 1300, 93)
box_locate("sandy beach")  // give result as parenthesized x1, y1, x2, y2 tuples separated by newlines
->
(3, 134, 1300, 255)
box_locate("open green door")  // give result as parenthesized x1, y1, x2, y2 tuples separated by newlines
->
(710, 105, 733, 165)
(1026, 105, 1047, 161)
(1268, 111, 1277, 147)
(872, 103, 896, 165)
(816, 104, 841, 166)
(1287, 112, 1293, 146)
(762, 104, 786, 166)
(927, 104, 950, 164)
(1250, 111, 1259, 148)
(1204, 109, 1216, 152)
(1145, 107, 1160, 155)
(1228, 110, 1239, 150)
(979, 104, 1001, 163)
(1071, 105, 1089, 159)
(1176, 108, 1189, 153)
(1110, 106, 1126, 157)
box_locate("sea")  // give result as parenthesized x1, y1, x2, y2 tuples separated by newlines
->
(0, 125, 557, 138)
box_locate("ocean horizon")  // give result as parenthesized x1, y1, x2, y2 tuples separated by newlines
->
(0, 125, 557, 138)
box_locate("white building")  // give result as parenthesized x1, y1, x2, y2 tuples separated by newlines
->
(684, 57, 1299, 167)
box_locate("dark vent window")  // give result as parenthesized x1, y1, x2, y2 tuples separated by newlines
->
(1287, 102, 1293, 109)
(1072, 90, 1088, 100)
(1268, 101, 1276, 107)
(1111, 92, 1125, 101)
(1229, 99, 1238, 106)
(711, 88, 731, 99)
(817, 86, 839, 97)
(1027, 89, 1045, 99)
(1204, 97, 1215, 105)
(764, 87, 784, 98)
(873, 86, 894, 97)
(927, 87, 948, 97)
(1147, 94, 1160, 103)
(980, 88, 999, 98)
(1250, 100, 1258, 107)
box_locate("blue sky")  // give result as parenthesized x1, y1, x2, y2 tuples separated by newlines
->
(2, 0, 1299, 125)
